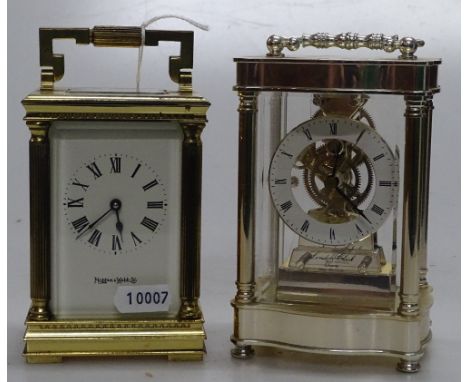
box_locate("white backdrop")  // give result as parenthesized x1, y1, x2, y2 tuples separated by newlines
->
(8, 0, 460, 381)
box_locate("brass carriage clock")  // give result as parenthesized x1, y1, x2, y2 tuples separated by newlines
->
(231, 33, 440, 372)
(22, 26, 209, 362)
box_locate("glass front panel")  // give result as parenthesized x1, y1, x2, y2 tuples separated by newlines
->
(50, 121, 183, 318)
(255, 92, 404, 311)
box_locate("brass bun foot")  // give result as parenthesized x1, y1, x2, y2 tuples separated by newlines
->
(396, 358, 420, 373)
(231, 345, 254, 359)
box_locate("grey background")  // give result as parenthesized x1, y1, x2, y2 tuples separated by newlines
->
(8, 0, 460, 381)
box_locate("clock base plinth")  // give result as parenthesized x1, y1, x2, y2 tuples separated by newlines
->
(231, 286, 432, 372)
(23, 317, 205, 363)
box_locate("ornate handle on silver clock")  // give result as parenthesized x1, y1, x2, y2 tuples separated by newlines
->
(266, 33, 425, 59)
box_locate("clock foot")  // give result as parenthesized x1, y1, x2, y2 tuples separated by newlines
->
(231, 345, 254, 359)
(167, 353, 203, 361)
(396, 358, 420, 373)
(25, 355, 63, 364)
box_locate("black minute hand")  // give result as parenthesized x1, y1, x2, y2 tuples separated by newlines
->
(335, 186, 372, 225)
(75, 207, 112, 239)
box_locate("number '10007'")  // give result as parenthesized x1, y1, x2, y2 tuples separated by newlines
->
(126, 291, 168, 305)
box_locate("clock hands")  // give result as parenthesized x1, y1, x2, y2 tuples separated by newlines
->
(110, 199, 124, 243)
(333, 185, 372, 225)
(75, 207, 112, 239)
(115, 208, 124, 243)
(75, 199, 122, 239)
(326, 152, 372, 225)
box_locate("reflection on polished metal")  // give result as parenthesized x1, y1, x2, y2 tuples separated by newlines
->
(232, 32, 440, 373)
(235, 58, 440, 94)
(266, 33, 425, 59)
(23, 27, 209, 363)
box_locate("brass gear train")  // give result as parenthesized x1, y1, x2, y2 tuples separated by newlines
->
(300, 109, 375, 209)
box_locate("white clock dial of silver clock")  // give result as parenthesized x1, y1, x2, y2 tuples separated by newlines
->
(269, 117, 398, 246)
(64, 153, 168, 255)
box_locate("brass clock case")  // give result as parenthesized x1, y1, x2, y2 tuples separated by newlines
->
(23, 26, 210, 363)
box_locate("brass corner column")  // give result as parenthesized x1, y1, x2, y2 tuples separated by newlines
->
(178, 122, 206, 320)
(27, 120, 51, 321)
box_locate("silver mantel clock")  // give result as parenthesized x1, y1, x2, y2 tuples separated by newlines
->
(231, 32, 440, 372)
(22, 26, 209, 362)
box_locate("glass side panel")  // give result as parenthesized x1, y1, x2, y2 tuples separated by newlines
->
(254, 92, 405, 311)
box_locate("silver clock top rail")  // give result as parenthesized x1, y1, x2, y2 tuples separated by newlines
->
(266, 33, 425, 59)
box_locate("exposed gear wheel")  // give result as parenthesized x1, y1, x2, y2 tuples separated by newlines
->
(299, 140, 374, 208)
(298, 107, 376, 209)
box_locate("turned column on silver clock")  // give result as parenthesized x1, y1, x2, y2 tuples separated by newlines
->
(235, 91, 258, 304)
(399, 94, 434, 316)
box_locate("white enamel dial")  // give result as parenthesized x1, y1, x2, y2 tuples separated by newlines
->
(64, 153, 167, 255)
(50, 121, 182, 318)
(269, 117, 398, 246)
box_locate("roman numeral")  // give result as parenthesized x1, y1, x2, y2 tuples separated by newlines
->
(88, 229, 102, 247)
(329, 227, 336, 241)
(329, 122, 337, 135)
(280, 150, 293, 158)
(110, 157, 121, 173)
(131, 232, 142, 246)
(131, 163, 142, 178)
(147, 201, 164, 209)
(378, 180, 399, 187)
(72, 216, 89, 233)
(142, 179, 159, 191)
(302, 127, 312, 140)
(274, 179, 287, 185)
(67, 197, 84, 208)
(355, 224, 363, 234)
(301, 220, 310, 232)
(379, 180, 392, 187)
(112, 235, 122, 251)
(72, 178, 89, 191)
(141, 216, 159, 232)
(280, 201, 293, 212)
(371, 204, 385, 215)
(373, 153, 385, 161)
(86, 162, 102, 179)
